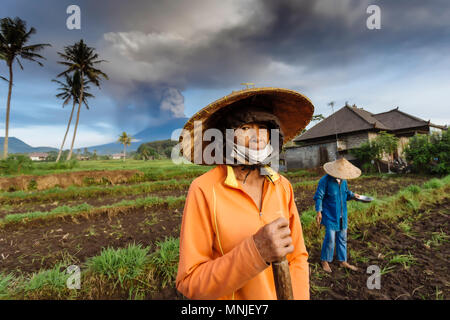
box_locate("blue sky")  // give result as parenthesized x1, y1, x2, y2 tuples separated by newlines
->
(1, 0, 449, 148)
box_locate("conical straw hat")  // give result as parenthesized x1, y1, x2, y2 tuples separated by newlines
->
(179, 87, 315, 165)
(323, 158, 361, 180)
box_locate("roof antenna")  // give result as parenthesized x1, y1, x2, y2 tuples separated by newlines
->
(328, 101, 339, 161)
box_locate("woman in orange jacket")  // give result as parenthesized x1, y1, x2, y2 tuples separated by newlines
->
(176, 88, 314, 300)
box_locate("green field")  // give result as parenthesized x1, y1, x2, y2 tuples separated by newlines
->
(0, 159, 448, 300)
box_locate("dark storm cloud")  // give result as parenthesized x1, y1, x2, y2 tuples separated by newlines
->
(98, 0, 450, 87)
(2, 0, 450, 136)
(96, 0, 450, 131)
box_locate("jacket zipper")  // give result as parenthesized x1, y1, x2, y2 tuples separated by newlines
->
(259, 178, 268, 219)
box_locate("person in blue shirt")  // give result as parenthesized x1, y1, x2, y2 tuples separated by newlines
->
(313, 158, 362, 273)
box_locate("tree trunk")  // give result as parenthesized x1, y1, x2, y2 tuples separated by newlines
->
(56, 101, 76, 162)
(123, 144, 126, 161)
(3, 63, 13, 159)
(67, 73, 84, 161)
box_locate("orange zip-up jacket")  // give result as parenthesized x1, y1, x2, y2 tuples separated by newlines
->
(176, 164, 310, 300)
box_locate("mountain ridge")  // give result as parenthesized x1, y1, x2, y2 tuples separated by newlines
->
(0, 117, 189, 155)
(0, 137, 58, 154)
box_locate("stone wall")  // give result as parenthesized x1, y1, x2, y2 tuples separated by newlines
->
(345, 132, 370, 149)
(285, 142, 337, 170)
(286, 132, 371, 170)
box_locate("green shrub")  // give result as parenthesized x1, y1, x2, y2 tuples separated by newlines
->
(0, 155, 35, 175)
(352, 132, 400, 173)
(405, 131, 450, 175)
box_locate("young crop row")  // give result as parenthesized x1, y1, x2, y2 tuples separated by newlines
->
(0, 173, 425, 222)
(0, 179, 192, 205)
(0, 195, 186, 226)
(0, 237, 180, 300)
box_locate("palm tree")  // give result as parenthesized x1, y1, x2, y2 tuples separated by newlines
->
(0, 17, 51, 159)
(52, 72, 94, 162)
(118, 132, 133, 161)
(56, 39, 108, 160)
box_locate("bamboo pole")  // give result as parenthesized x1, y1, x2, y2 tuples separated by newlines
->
(272, 258, 293, 300)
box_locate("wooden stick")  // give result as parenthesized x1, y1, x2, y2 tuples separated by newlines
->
(272, 258, 293, 300)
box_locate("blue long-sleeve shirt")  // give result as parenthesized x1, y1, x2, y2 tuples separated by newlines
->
(313, 174, 355, 230)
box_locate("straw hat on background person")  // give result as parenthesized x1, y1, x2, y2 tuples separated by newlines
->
(323, 157, 361, 180)
(179, 87, 315, 165)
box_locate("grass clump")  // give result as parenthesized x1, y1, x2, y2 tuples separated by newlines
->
(388, 253, 416, 269)
(87, 243, 150, 286)
(423, 178, 444, 189)
(19, 263, 76, 299)
(150, 237, 180, 288)
(425, 230, 449, 248)
(300, 208, 317, 228)
(0, 273, 14, 299)
(404, 184, 421, 194)
(24, 264, 69, 291)
(398, 220, 413, 235)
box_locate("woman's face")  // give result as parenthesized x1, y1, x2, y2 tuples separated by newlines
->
(234, 122, 269, 150)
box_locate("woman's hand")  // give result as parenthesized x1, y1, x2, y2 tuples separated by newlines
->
(253, 217, 294, 263)
(354, 193, 360, 199)
(316, 211, 322, 225)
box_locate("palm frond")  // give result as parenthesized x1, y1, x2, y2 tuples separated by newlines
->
(15, 57, 24, 70)
(0, 17, 49, 68)
(21, 43, 51, 52)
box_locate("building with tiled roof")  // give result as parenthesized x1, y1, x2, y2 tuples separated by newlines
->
(285, 104, 447, 170)
(29, 152, 49, 161)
